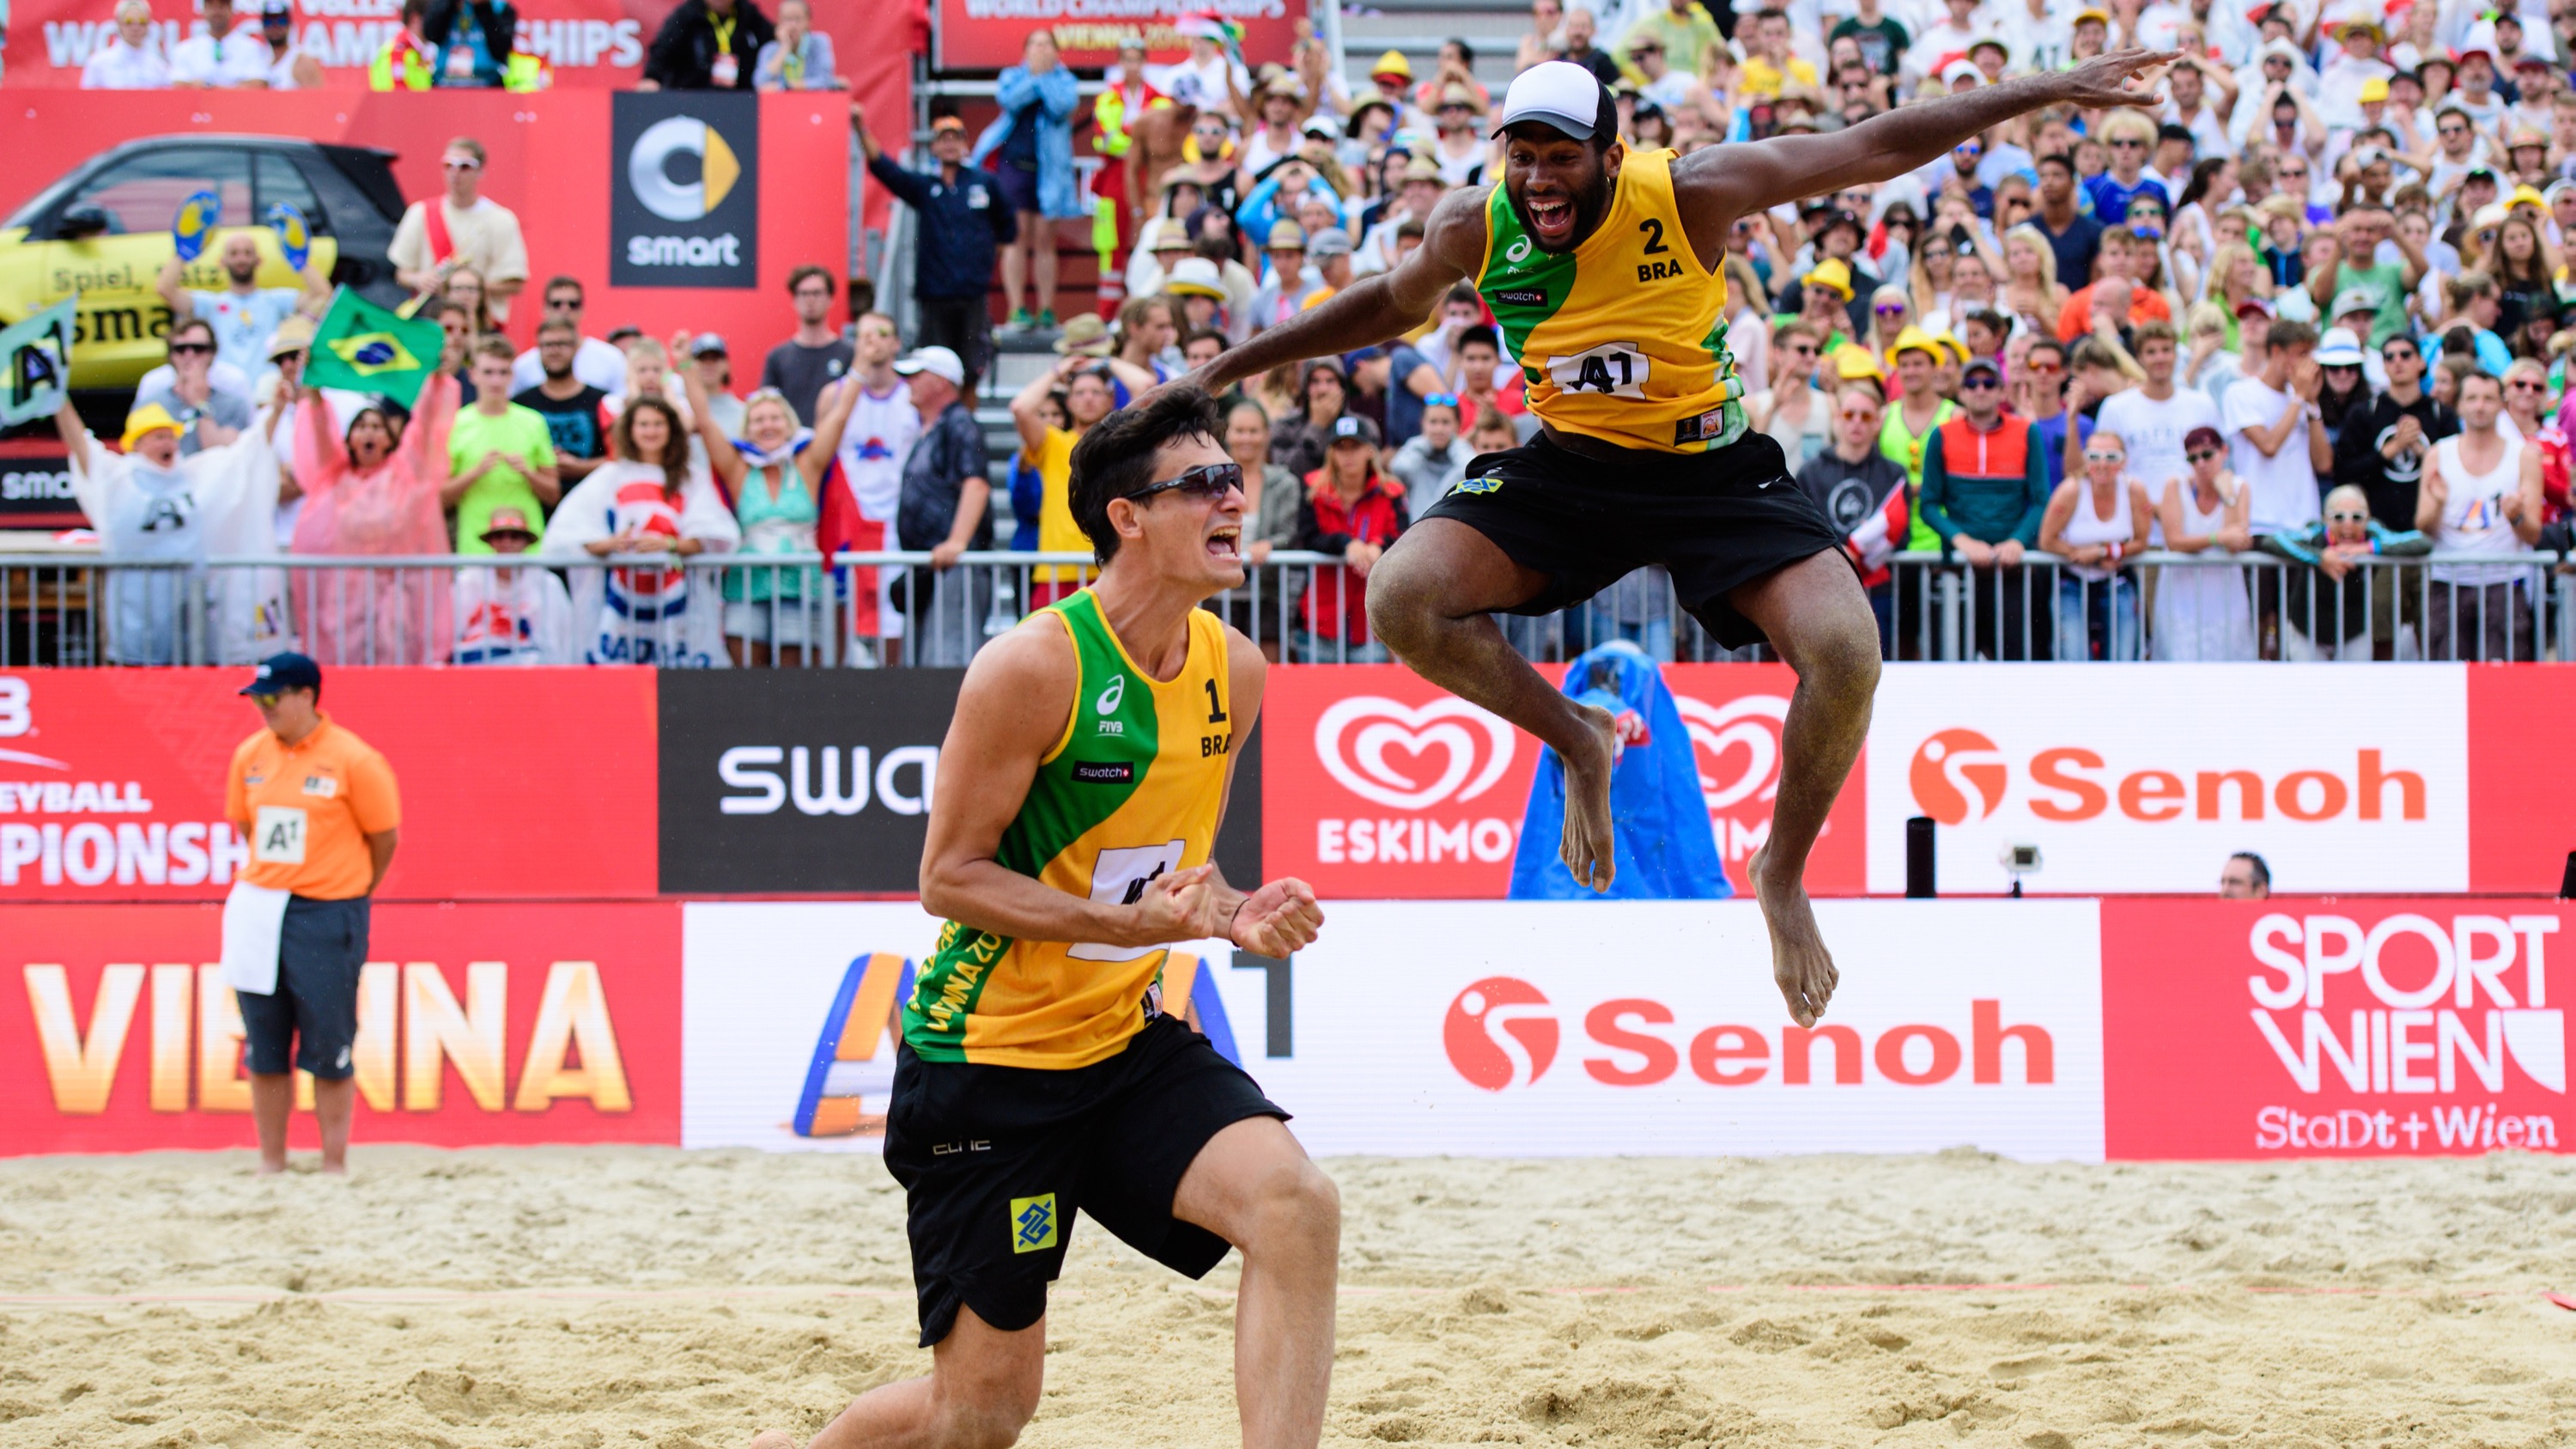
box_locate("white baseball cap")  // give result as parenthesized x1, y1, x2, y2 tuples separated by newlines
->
(893, 346, 966, 387)
(1489, 60, 1609, 142)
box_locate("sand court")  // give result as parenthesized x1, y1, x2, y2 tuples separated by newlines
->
(4, 1147, 2573, 1446)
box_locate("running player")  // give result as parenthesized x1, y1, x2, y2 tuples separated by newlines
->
(747, 383, 1333, 1449)
(1176, 50, 2174, 1026)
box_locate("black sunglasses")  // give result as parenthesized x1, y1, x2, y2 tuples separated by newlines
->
(1123, 460, 1243, 503)
(167, 342, 213, 356)
(2186, 447, 2220, 462)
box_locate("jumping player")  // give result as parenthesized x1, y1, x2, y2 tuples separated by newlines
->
(1176, 51, 2174, 1026)
(747, 383, 1334, 1449)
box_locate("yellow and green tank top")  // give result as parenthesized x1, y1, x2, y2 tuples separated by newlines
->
(904, 589, 1235, 1068)
(1473, 148, 1747, 455)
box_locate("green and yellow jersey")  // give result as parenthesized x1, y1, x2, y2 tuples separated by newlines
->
(1473, 147, 1748, 456)
(905, 589, 1236, 1068)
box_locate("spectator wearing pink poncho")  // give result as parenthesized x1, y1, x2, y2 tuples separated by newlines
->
(293, 374, 460, 664)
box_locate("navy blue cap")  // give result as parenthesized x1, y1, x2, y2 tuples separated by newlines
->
(240, 652, 321, 696)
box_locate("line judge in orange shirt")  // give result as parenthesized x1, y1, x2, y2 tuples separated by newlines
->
(224, 653, 401, 1175)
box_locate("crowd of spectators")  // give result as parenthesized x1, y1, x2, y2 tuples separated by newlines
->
(851, 0, 2576, 663)
(59, 0, 2576, 668)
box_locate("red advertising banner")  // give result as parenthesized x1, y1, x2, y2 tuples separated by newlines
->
(1260, 663, 1866, 900)
(2101, 899, 2573, 1160)
(0, 90, 849, 353)
(0, 668, 657, 901)
(2466, 669, 2576, 895)
(0, 900, 681, 1155)
(934, 0, 1303, 70)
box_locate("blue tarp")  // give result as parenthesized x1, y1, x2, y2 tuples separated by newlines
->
(1509, 641, 1731, 900)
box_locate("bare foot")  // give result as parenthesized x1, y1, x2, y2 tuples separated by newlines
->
(1749, 844, 1837, 1026)
(1558, 703, 1619, 892)
(745, 1433, 798, 1449)
(256, 1160, 288, 1176)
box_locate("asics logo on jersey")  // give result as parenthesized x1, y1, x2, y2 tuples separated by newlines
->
(1504, 236, 1533, 265)
(1096, 675, 1126, 715)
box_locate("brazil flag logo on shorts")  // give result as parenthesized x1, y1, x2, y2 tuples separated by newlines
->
(1010, 1194, 1059, 1253)
(304, 288, 444, 407)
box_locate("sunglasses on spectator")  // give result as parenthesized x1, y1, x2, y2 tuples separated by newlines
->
(2327, 509, 2369, 524)
(1838, 407, 1877, 421)
(2026, 359, 2063, 372)
(1784, 342, 1819, 356)
(2082, 449, 2125, 463)
(442, 156, 482, 172)
(2109, 138, 2147, 149)
(1874, 304, 1907, 315)
(1960, 374, 2001, 390)
(1423, 393, 1460, 407)
(546, 295, 582, 310)
(1123, 460, 1243, 502)
(167, 342, 212, 356)
(2186, 447, 2220, 462)
(2510, 379, 2548, 390)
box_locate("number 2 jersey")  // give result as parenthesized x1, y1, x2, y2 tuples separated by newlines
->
(1473, 147, 1749, 455)
(904, 589, 1236, 1068)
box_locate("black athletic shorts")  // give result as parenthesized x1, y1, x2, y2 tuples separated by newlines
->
(1419, 428, 1849, 650)
(235, 894, 370, 1081)
(883, 1012, 1287, 1347)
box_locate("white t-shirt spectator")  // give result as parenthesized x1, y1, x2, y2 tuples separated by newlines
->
(2163, 97, 2233, 161)
(188, 289, 304, 379)
(2098, 387, 2220, 502)
(512, 337, 630, 395)
(2223, 375, 2323, 531)
(1155, 53, 1250, 114)
(81, 38, 172, 89)
(388, 197, 532, 320)
(170, 26, 272, 86)
(840, 379, 920, 525)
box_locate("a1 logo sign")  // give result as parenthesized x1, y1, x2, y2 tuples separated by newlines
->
(1546, 342, 1649, 399)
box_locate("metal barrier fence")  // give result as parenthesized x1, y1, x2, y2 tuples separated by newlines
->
(0, 550, 2568, 667)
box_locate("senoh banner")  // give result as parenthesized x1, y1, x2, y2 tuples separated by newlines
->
(611, 90, 759, 289)
(0, 669, 655, 901)
(680, 901, 1243, 1150)
(1228, 900, 2104, 1159)
(1, 901, 681, 1155)
(2103, 901, 2571, 1159)
(656, 672, 962, 894)
(935, 0, 1300, 71)
(1868, 664, 2471, 896)
(1261, 664, 1863, 900)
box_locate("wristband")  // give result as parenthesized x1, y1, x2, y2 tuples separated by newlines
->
(1226, 896, 1251, 947)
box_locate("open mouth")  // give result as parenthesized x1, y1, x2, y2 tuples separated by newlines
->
(1206, 527, 1242, 562)
(1526, 195, 1574, 238)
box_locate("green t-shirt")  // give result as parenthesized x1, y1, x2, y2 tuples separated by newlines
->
(1880, 399, 1955, 553)
(447, 402, 559, 554)
(1829, 15, 1909, 76)
(2334, 260, 2408, 347)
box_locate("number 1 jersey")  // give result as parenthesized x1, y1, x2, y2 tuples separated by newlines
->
(1473, 147, 1749, 455)
(904, 590, 1236, 1068)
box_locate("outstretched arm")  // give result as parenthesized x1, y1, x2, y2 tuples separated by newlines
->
(1674, 49, 2176, 241)
(1182, 184, 1487, 395)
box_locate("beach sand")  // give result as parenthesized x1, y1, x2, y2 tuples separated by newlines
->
(4, 1147, 2574, 1446)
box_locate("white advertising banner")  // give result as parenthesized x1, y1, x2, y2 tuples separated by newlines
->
(1218, 899, 2105, 1161)
(680, 900, 2101, 1160)
(1865, 664, 2470, 895)
(680, 902, 1242, 1152)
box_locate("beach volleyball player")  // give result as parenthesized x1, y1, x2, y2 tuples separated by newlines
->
(748, 383, 1333, 1449)
(1175, 50, 2174, 1025)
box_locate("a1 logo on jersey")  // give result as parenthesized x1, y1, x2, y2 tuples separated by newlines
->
(1546, 342, 1649, 399)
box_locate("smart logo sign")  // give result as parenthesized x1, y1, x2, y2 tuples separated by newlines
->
(2102, 901, 2572, 1159)
(1866, 665, 2470, 893)
(1265, 665, 1862, 899)
(611, 92, 760, 288)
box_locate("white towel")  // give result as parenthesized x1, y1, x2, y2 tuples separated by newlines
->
(220, 880, 293, 995)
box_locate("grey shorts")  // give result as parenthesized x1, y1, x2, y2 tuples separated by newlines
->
(236, 895, 370, 1080)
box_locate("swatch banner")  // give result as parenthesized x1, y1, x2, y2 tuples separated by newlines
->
(0, 669, 657, 901)
(0, 901, 682, 1155)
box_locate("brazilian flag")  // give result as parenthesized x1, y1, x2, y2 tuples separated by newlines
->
(305, 288, 443, 407)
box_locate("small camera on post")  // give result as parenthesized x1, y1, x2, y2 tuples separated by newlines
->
(1999, 843, 2042, 898)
